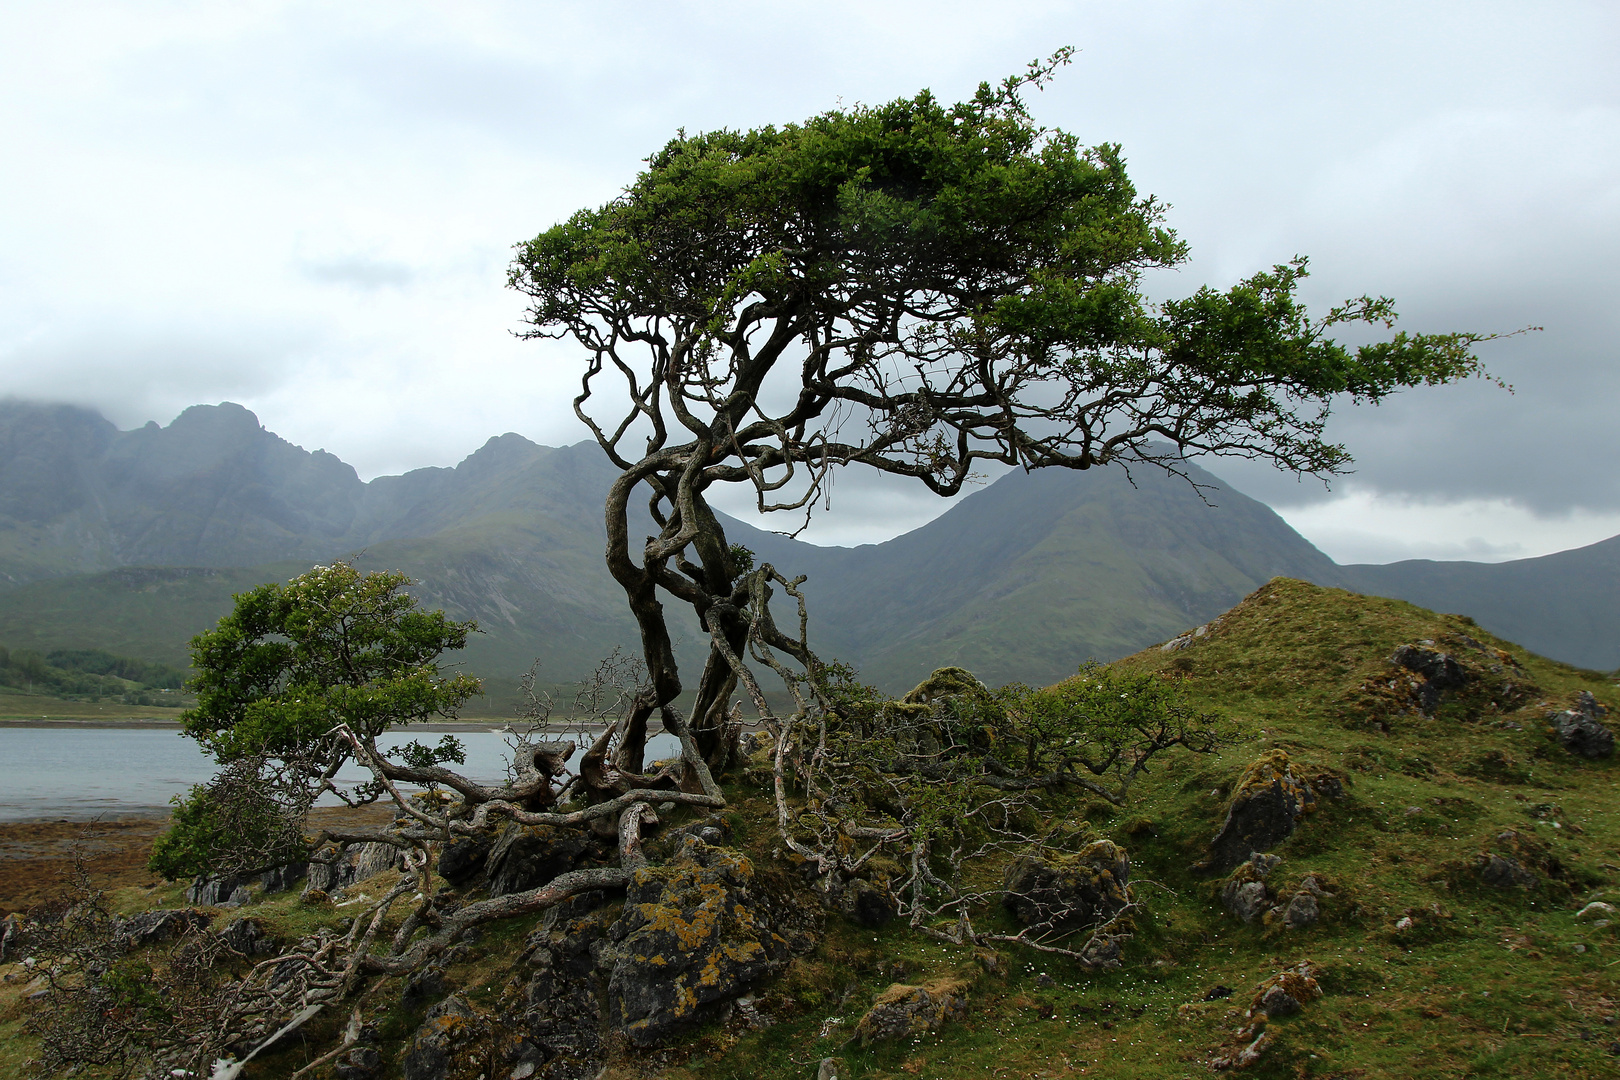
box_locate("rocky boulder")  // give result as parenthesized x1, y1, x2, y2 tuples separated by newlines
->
(259, 861, 307, 895)
(485, 823, 593, 898)
(1474, 829, 1560, 891)
(1201, 751, 1317, 874)
(1282, 891, 1320, 930)
(1002, 840, 1133, 934)
(1548, 692, 1614, 759)
(0, 913, 27, 961)
(401, 994, 490, 1080)
(436, 836, 493, 886)
(852, 978, 968, 1046)
(1219, 853, 1282, 923)
(1391, 643, 1471, 712)
(1248, 960, 1323, 1018)
(601, 837, 790, 1047)
(510, 897, 616, 1078)
(306, 841, 405, 895)
(1478, 852, 1540, 890)
(842, 878, 899, 928)
(219, 916, 278, 957)
(111, 908, 209, 950)
(186, 874, 251, 907)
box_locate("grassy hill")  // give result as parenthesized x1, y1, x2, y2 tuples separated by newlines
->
(1342, 536, 1620, 672)
(700, 580, 1619, 1078)
(4, 579, 1614, 1078)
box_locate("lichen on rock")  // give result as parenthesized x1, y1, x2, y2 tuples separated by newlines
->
(1219, 853, 1281, 923)
(601, 837, 790, 1047)
(1200, 751, 1316, 875)
(852, 978, 968, 1046)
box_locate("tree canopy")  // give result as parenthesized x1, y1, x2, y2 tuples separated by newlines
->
(150, 562, 481, 880)
(180, 562, 481, 762)
(508, 53, 1502, 760)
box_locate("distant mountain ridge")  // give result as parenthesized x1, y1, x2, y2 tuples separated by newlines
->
(0, 399, 1612, 693)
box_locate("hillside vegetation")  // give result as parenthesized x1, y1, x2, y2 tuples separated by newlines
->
(0, 641, 188, 706)
(2, 579, 1614, 1078)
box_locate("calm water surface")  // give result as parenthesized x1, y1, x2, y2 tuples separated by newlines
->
(0, 727, 680, 821)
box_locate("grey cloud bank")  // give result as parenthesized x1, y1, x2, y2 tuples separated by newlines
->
(0, 0, 1614, 562)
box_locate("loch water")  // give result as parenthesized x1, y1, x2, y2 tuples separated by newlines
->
(0, 726, 681, 821)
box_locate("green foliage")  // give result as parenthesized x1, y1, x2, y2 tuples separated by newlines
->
(147, 784, 233, 881)
(512, 55, 1506, 488)
(149, 561, 481, 879)
(181, 560, 482, 761)
(997, 661, 1234, 799)
(44, 647, 187, 688)
(147, 752, 318, 880)
(0, 640, 185, 702)
(727, 543, 755, 575)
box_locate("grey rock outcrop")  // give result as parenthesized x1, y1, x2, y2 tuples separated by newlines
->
(186, 874, 251, 907)
(401, 994, 488, 1080)
(1001, 841, 1133, 934)
(435, 836, 492, 886)
(1391, 644, 1471, 712)
(1248, 960, 1323, 1019)
(306, 841, 404, 895)
(1283, 891, 1320, 930)
(219, 917, 278, 957)
(1219, 853, 1281, 923)
(602, 838, 791, 1047)
(852, 979, 969, 1046)
(485, 823, 592, 898)
(111, 908, 209, 950)
(1202, 751, 1320, 874)
(1479, 852, 1540, 890)
(259, 861, 307, 895)
(1548, 692, 1614, 759)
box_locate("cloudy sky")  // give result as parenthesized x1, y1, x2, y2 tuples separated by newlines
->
(1, 0, 1615, 563)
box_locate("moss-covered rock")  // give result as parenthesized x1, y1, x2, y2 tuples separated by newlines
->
(401, 994, 491, 1080)
(1200, 750, 1314, 874)
(1219, 852, 1282, 923)
(1001, 840, 1133, 934)
(485, 822, 594, 898)
(601, 837, 790, 1047)
(1247, 960, 1323, 1018)
(852, 977, 969, 1046)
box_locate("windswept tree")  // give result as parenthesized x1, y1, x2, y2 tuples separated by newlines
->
(31, 60, 1515, 1078)
(509, 50, 1504, 769)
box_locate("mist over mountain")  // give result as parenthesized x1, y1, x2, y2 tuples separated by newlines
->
(0, 399, 1612, 696)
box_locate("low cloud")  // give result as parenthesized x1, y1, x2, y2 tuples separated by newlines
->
(300, 258, 416, 289)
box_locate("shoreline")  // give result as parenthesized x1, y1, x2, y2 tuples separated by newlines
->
(0, 805, 395, 917)
(0, 718, 557, 731)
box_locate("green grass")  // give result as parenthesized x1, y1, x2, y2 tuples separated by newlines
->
(677, 579, 1620, 1079)
(0, 690, 188, 721)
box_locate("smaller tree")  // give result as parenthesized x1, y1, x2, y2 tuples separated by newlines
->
(151, 561, 481, 880)
(998, 661, 1232, 805)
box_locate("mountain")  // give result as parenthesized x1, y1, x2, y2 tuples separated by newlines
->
(0, 398, 1613, 694)
(1338, 537, 1620, 672)
(0, 400, 704, 693)
(725, 465, 1348, 688)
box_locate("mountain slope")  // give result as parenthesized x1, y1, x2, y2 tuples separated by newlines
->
(0, 398, 1614, 693)
(1338, 536, 1620, 672)
(732, 463, 1349, 687)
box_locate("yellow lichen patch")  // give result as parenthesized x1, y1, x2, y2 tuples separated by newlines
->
(1231, 749, 1293, 800)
